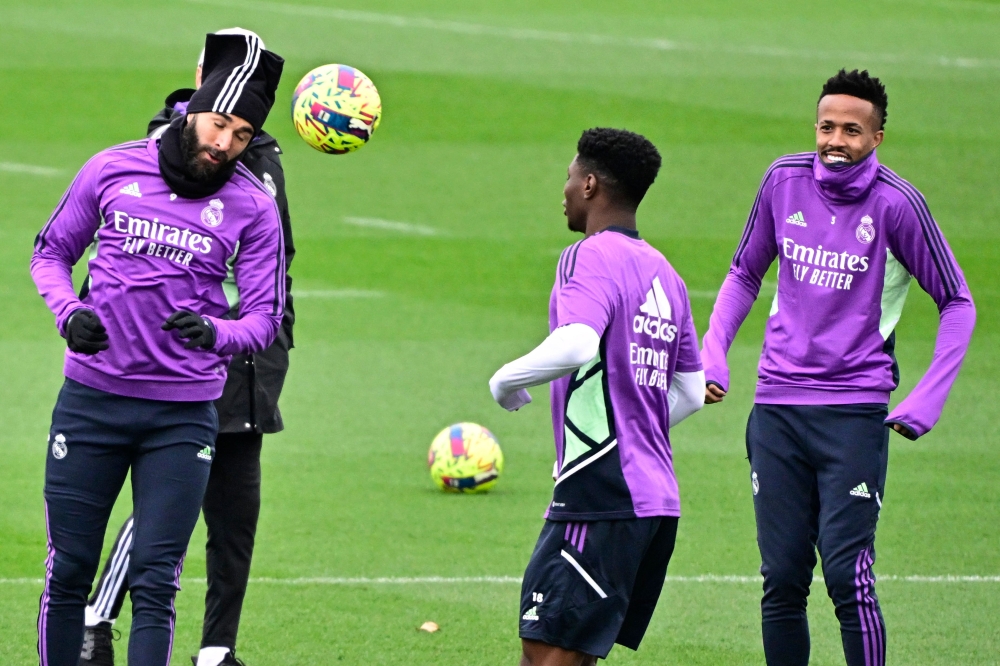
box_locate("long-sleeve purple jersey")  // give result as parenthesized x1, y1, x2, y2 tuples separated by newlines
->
(31, 138, 285, 402)
(701, 151, 975, 437)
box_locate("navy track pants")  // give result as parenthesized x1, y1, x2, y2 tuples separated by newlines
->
(746, 403, 889, 666)
(38, 379, 216, 666)
(87, 432, 263, 651)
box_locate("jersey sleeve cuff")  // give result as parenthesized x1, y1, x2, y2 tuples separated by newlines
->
(884, 418, 920, 440)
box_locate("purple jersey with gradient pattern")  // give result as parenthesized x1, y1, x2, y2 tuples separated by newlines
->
(546, 227, 701, 521)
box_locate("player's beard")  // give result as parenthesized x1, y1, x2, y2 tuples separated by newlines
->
(181, 119, 234, 182)
(158, 115, 238, 199)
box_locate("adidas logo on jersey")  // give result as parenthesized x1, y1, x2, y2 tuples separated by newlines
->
(522, 606, 539, 622)
(785, 211, 806, 227)
(197, 446, 213, 461)
(633, 277, 677, 342)
(850, 482, 871, 499)
(119, 182, 142, 198)
(639, 276, 672, 320)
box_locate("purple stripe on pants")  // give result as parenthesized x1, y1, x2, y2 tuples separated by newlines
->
(37, 501, 55, 666)
(865, 548, 884, 664)
(854, 546, 884, 666)
(165, 553, 186, 666)
(578, 523, 587, 553)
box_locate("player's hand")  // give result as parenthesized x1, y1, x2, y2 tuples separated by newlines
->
(162, 310, 216, 350)
(65, 309, 109, 354)
(705, 382, 726, 404)
(890, 422, 917, 440)
(497, 388, 532, 412)
(490, 373, 532, 411)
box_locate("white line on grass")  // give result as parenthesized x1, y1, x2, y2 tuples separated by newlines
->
(664, 575, 1000, 584)
(0, 162, 63, 177)
(182, 0, 1000, 70)
(251, 576, 524, 584)
(295, 289, 386, 298)
(344, 217, 440, 236)
(3, 574, 1000, 585)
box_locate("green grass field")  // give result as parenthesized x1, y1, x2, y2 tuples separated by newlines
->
(2, 0, 999, 663)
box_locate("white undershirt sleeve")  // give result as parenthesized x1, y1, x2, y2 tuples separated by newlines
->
(489, 323, 601, 411)
(668, 370, 706, 427)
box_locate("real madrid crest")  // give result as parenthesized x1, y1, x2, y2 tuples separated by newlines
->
(52, 433, 68, 459)
(263, 172, 277, 198)
(856, 215, 875, 244)
(201, 198, 224, 227)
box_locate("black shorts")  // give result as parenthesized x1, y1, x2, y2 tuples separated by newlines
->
(519, 517, 678, 658)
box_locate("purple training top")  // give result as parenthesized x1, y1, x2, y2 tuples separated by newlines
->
(547, 227, 701, 520)
(701, 151, 975, 437)
(31, 138, 285, 402)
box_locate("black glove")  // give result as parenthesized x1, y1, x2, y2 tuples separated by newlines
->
(65, 309, 109, 354)
(162, 310, 216, 350)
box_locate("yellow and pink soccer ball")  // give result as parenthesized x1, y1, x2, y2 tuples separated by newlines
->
(291, 64, 382, 154)
(428, 423, 504, 493)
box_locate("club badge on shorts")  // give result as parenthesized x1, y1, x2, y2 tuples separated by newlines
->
(752, 471, 759, 495)
(51, 433, 68, 459)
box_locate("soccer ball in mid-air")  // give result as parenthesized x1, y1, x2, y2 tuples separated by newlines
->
(291, 64, 382, 154)
(428, 423, 504, 493)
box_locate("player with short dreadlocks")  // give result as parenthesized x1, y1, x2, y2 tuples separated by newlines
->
(701, 69, 976, 666)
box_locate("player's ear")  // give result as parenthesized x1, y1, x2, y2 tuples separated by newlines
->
(582, 173, 598, 200)
(872, 129, 884, 149)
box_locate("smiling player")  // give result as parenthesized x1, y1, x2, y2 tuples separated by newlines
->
(701, 69, 976, 666)
(490, 128, 705, 666)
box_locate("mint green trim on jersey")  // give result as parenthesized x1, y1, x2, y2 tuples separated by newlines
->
(85, 237, 100, 295)
(880, 248, 912, 340)
(222, 240, 241, 310)
(769, 265, 780, 317)
(562, 353, 613, 469)
(563, 427, 592, 470)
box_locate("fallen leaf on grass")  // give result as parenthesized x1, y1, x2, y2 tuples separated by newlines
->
(418, 621, 440, 633)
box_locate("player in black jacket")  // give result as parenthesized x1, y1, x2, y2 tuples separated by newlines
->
(79, 28, 295, 666)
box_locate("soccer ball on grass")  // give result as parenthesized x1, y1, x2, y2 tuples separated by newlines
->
(428, 423, 504, 493)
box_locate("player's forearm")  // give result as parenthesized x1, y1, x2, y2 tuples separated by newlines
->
(30, 253, 86, 334)
(668, 370, 706, 427)
(219, 219, 286, 355)
(489, 323, 600, 410)
(208, 311, 281, 355)
(886, 290, 976, 438)
(701, 271, 759, 390)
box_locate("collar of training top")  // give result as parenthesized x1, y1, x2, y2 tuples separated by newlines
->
(604, 226, 640, 239)
(186, 33, 284, 135)
(812, 149, 880, 205)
